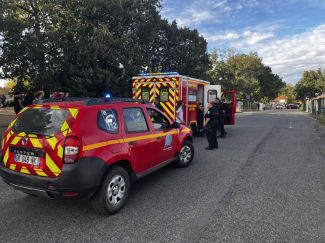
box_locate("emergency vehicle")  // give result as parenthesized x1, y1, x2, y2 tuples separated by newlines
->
(132, 72, 236, 133)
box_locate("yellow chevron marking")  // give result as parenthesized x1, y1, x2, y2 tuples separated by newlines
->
(61, 121, 70, 132)
(68, 108, 78, 119)
(11, 136, 21, 145)
(47, 136, 58, 150)
(6, 133, 11, 144)
(159, 78, 164, 82)
(167, 101, 175, 113)
(169, 96, 174, 104)
(34, 169, 47, 177)
(28, 134, 37, 138)
(20, 167, 30, 175)
(29, 137, 43, 148)
(161, 103, 174, 118)
(46, 153, 61, 174)
(172, 78, 177, 81)
(57, 145, 63, 159)
(10, 164, 16, 170)
(136, 89, 141, 98)
(1, 139, 4, 150)
(3, 149, 9, 165)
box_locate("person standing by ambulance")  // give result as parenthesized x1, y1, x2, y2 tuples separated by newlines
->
(204, 101, 219, 150)
(215, 97, 226, 138)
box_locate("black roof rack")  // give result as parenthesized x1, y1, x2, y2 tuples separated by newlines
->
(41, 97, 88, 104)
(85, 97, 151, 106)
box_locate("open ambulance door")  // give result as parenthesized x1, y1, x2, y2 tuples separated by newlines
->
(203, 85, 221, 114)
(222, 90, 236, 125)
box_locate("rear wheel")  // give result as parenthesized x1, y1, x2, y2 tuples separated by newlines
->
(173, 140, 194, 168)
(91, 166, 130, 215)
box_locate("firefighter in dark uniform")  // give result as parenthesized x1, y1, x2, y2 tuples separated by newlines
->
(204, 101, 219, 150)
(215, 97, 226, 138)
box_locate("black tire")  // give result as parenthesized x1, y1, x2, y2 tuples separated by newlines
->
(91, 166, 130, 215)
(173, 140, 194, 168)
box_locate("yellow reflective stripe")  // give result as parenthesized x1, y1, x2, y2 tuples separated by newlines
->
(29, 137, 43, 148)
(182, 128, 191, 133)
(9, 164, 16, 170)
(68, 108, 78, 119)
(166, 102, 175, 114)
(6, 133, 11, 143)
(46, 153, 60, 174)
(57, 145, 63, 159)
(18, 107, 28, 115)
(83, 131, 179, 151)
(11, 137, 21, 145)
(34, 169, 47, 177)
(161, 103, 174, 118)
(1, 139, 4, 150)
(20, 166, 30, 174)
(61, 121, 70, 132)
(50, 105, 60, 109)
(84, 139, 125, 151)
(3, 149, 9, 165)
(7, 118, 17, 129)
(46, 136, 58, 150)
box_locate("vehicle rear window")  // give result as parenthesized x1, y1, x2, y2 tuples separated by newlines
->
(12, 108, 70, 136)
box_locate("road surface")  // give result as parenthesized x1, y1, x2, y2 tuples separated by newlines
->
(0, 109, 324, 242)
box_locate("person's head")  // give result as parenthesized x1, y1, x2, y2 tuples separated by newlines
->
(208, 101, 215, 109)
(34, 91, 44, 99)
(176, 100, 183, 110)
(215, 97, 221, 104)
(154, 97, 160, 104)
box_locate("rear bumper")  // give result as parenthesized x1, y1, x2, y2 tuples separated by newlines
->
(0, 157, 108, 198)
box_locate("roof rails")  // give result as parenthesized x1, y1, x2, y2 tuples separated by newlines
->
(85, 97, 151, 106)
(40, 97, 87, 104)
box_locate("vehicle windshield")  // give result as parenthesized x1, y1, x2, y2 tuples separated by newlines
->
(12, 108, 70, 136)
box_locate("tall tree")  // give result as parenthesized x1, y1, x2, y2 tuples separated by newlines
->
(295, 69, 325, 99)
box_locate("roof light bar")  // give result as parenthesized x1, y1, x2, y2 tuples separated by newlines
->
(137, 72, 179, 76)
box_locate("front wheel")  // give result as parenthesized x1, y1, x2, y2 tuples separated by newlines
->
(91, 166, 130, 215)
(173, 140, 194, 168)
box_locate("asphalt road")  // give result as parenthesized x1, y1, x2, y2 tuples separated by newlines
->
(0, 109, 325, 242)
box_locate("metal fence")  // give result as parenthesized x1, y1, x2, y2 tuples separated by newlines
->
(305, 97, 325, 117)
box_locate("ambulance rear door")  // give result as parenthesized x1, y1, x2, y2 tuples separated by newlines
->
(204, 85, 221, 114)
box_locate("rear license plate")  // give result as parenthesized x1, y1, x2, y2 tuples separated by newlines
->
(14, 154, 41, 166)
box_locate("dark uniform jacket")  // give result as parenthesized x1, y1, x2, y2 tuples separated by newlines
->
(205, 106, 220, 127)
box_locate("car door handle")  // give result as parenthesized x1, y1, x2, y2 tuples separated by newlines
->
(128, 141, 137, 145)
(157, 136, 162, 141)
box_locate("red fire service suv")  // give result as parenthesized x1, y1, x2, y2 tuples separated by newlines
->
(0, 98, 194, 214)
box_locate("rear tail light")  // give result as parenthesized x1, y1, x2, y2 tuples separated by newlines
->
(63, 136, 80, 164)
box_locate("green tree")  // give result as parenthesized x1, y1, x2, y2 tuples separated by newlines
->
(279, 84, 296, 104)
(208, 49, 285, 101)
(295, 69, 325, 99)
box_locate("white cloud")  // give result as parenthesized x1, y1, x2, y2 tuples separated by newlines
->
(257, 24, 325, 83)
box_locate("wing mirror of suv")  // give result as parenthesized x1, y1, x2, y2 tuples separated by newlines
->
(170, 121, 180, 129)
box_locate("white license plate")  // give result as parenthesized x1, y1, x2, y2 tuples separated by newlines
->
(14, 154, 41, 166)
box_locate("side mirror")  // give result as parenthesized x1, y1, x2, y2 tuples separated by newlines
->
(171, 122, 180, 128)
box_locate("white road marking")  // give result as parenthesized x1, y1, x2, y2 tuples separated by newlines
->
(289, 120, 293, 129)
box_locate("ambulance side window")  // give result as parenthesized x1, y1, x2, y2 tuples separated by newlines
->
(141, 87, 150, 101)
(160, 87, 169, 102)
(147, 108, 170, 130)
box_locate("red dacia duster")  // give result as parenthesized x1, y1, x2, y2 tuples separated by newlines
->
(0, 98, 194, 214)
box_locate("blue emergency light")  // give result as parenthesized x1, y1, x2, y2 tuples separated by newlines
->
(105, 93, 111, 98)
(138, 72, 179, 76)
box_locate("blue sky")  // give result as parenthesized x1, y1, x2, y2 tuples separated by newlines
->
(160, 0, 325, 83)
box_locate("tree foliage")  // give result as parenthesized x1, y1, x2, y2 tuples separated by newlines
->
(295, 69, 325, 99)
(0, 0, 210, 97)
(208, 49, 285, 101)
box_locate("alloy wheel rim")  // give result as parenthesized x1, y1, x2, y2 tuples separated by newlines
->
(107, 175, 126, 206)
(180, 145, 192, 164)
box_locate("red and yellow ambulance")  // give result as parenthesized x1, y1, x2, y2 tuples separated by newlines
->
(132, 72, 236, 133)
